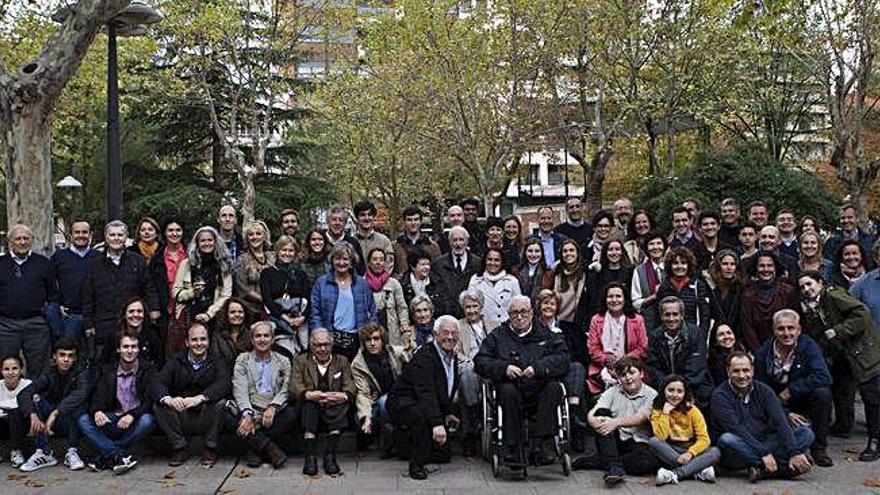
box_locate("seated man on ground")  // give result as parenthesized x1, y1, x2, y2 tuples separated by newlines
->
(352, 323, 407, 457)
(474, 295, 569, 467)
(582, 356, 659, 486)
(79, 329, 157, 474)
(754, 309, 833, 467)
(228, 321, 296, 469)
(17, 339, 90, 472)
(152, 323, 229, 468)
(713, 351, 814, 482)
(388, 315, 461, 480)
(291, 328, 356, 477)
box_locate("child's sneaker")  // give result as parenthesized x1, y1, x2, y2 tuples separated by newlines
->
(655, 467, 679, 486)
(20, 449, 57, 472)
(9, 450, 25, 468)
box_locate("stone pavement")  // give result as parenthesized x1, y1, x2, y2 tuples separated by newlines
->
(1, 433, 879, 495)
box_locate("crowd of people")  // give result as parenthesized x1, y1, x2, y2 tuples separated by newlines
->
(0, 196, 878, 487)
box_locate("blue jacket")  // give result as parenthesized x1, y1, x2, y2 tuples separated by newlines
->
(823, 229, 876, 267)
(309, 272, 377, 332)
(754, 333, 832, 399)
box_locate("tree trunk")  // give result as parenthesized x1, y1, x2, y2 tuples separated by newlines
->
(211, 130, 229, 189)
(1, 101, 55, 254)
(584, 146, 611, 215)
(239, 172, 255, 225)
(644, 117, 660, 177)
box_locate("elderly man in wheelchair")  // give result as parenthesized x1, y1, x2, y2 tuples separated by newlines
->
(474, 295, 570, 469)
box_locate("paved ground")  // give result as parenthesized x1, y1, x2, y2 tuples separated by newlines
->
(1, 432, 879, 494)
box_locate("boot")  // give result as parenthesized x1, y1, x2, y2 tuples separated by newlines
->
(244, 448, 262, 468)
(323, 433, 341, 475)
(860, 435, 880, 462)
(378, 422, 395, 459)
(263, 441, 287, 469)
(302, 438, 318, 476)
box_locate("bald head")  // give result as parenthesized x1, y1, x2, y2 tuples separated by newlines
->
(759, 225, 779, 251)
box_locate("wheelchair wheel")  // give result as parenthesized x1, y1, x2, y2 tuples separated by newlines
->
(491, 453, 500, 478)
(481, 388, 491, 460)
(561, 453, 572, 476)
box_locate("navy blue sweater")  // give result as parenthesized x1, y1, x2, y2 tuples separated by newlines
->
(0, 254, 57, 319)
(754, 334, 832, 399)
(712, 380, 802, 458)
(49, 247, 99, 313)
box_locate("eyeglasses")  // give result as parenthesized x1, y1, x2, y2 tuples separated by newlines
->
(509, 309, 531, 317)
(311, 342, 332, 348)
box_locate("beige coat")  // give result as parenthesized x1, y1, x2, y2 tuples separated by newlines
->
(350, 345, 408, 421)
(172, 259, 232, 319)
(232, 350, 291, 422)
(456, 317, 500, 365)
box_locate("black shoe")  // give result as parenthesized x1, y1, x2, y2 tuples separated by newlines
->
(571, 453, 603, 471)
(462, 436, 479, 458)
(303, 455, 318, 476)
(323, 453, 341, 475)
(530, 448, 555, 466)
(428, 448, 451, 464)
(812, 448, 834, 467)
(748, 465, 766, 482)
(603, 465, 626, 486)
(860, 436, 880, 462)
(408, 462, 428, 480)
(87, 457, 108, 472)
(244, 448, 262, 468)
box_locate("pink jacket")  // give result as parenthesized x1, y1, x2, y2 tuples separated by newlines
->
(586, 313, 649, 395)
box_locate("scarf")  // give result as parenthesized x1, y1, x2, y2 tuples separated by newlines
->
(600, 312, 626, 386)
(841, 263, 865, 281)
(138, 241, 159, 264)
(415, 321, 434, 347)
(670, 275, 690, 291)
(409, 272, 429, 297)
(364, 268, 390, 293)
(193, 252, 221, 314)
(482, 269, 508, 284)
(645, 260, 661, 294)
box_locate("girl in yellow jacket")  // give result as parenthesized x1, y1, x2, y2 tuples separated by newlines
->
(648, 374, 721, 485)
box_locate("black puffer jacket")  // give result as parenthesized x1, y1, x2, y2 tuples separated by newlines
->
(474, 320, 569, 394)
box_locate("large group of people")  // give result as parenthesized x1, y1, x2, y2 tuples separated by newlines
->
(0, 196, 878, 488)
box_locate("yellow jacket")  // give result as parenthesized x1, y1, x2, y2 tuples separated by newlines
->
(650, 405, 710, 457)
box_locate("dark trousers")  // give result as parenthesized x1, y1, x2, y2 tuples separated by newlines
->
(224, 406, 297, 451)
(860, 374, 880, 437)
(301, 401, 349, 434)
(717, 427, 814, 478)
(0, 316, 52, 378)
(496, 380, 563, 448)
(0, 408, 27, 450)
(559, 321, 588, 368)
(593, 408, 659, 475)
(390, 401, 449, 467)
(831, 354, 857, 432)
(153, 401, 225, 451)
(33, 399, 83, 451)
(789, 386, 833, 451)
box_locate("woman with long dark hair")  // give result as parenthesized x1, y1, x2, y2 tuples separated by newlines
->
(517, 238, 549, 300)
(98, 296, 164, 366)
(302, 228, 330, 290)
(624, 209, 655, 265)
(467, 247, 521, 322)
(550, 239, 590, 366)
(585, 238, 634, 321)
(586, 283, 648, 396)
(655, 247, 711, 333)
(739, 252, 799, 351)
(706, 249, 745, 333)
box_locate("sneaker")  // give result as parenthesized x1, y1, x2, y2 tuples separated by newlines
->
(87, 457, 108, 472)
(112, 455, 137, 475)
(695, 466, 716, 483)
(20, 449, 58, 472)
(748, 465, 765, 483)
(604, 465, 626, 486)
(64, 448, 85, 471)
(655, 467, 679, 486)
(10, 450, 25, 468)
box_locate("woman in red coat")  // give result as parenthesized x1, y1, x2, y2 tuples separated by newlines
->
(587, 282, 649, 395)
(739, 252, 800, 351)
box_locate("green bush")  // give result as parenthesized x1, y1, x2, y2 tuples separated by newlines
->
(634, 146, 838, 231)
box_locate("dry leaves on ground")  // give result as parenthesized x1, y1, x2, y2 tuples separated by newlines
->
(234, 468, 250, 479)
(843, 446, 863, 454)
(218, 488, 237, 495)
(24, 480, 46, 488)
(163, 470, 176, 479)
(161, 479, 181, 489)
(7, 473, 27, 482)
(863, 477, 880, 488)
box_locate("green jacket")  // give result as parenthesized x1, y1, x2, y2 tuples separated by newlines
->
(804, 286, 880, 383)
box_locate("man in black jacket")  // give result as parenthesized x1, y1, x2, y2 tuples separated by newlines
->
(388, 315, 461, 480)
(430, 226, 482, 317)
(83, 220, 159, 359)
(474, 296, 570, 466)
(152, 323, 229, 468)
(17, 339, 90, 472)
(78, 329, 156, 474)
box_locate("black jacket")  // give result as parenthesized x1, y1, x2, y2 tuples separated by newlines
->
(90, 358, 156, 419)
(97, 326, 164, 368)
(430, 253, 482, 317)
(259, 262, 311, 319)
(474, 320, 569, 393)
(18, 363, 92, 416)
(152, 351, 230, 403)
(83, 251, 159, 343)
(647, 322, 712, 404)
(388, 343, 460, 428)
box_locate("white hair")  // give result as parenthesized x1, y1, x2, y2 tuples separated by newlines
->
(448, 225, 469, 239)
(434, 315, 459, 334)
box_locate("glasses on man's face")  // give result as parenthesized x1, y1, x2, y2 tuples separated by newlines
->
(509, 309, 531, 318)
(312, 342, 332, 348)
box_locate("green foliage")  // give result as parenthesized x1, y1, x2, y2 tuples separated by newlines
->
(634, 146, 838, 230)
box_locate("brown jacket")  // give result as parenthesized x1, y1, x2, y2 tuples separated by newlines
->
(350, 345, 408, 421)
(290, 353, 356, 403)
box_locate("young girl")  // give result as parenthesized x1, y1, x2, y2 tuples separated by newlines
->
(648, 375, 721, 485)
(0, 355, 31, 467)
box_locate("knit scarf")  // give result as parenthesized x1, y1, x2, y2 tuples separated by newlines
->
(139, 241, 159, 264)
(670, 275, 691, 291)
(365, 268, 390, 293)
(841, 263, 865, 281)
(482, 269, 508, 284)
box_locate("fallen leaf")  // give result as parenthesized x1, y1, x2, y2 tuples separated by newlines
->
(843, 446, 863, 454)
(638, 477, 651, 485)
(163, 470, 176, 479)
(781, 490, 794, 495)
(863, 477, 880, 488)
(233, 468, 250, 479)
(7, 473, 28, 481)
(218, 488, 237, 495)
(24, 480, 46, 488)
(752, 492, 772, 495)
(161, 479, 181, 489)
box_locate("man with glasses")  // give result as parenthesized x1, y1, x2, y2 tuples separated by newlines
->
(0, 224, 56, 376)
(474, 296, 570, 466)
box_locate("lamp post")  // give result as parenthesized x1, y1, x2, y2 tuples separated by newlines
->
(105, 2, 162, 222)
(56, 175, 83, 248)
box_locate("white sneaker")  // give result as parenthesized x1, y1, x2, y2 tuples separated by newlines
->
(64, 448, 85, 471)
(655, 467, 679, 486)
(10, 450, 25, 468)
(112, 455, 138, 475)
(695, 466, 716, 483)
(20, 449, 57, 472)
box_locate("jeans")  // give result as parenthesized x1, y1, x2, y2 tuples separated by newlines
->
(647, 437, 721, 478)
(33, 399, 83, 451)
(78, 412, 156, 459)
(45, 303, 84, 342)
(788, 386, 832, 451)
(717, 426, 814, 475)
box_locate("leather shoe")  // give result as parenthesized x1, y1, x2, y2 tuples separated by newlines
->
(168, 449, 188, 467)
(860, 436, 880, 462)
(409, 462, 427, 480)
(264, 441, 287, 469)
(244, 448, 262, 468)
(302, 455, 318, 476)
(811, 449, 833, 467)
(323, 453, 341, 475)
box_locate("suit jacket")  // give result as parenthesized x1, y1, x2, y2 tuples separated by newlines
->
(430, 253, 482, 317)
(388, 343, 460, 428)
(90, 358, 155, 419)
(232, 351, 291, 421)
(290, 353, 356, 403)
(457, 317, 500, 364)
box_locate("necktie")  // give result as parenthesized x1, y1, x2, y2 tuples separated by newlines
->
(455, 256, 463, 274)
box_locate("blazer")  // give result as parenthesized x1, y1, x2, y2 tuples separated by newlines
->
(290, 353, 356, 403)
(90, 358, 155, 419)
(351, 346, 408, 421)
(232, 351, 291, 421)
(430, 252, 483, 317)
(388, 342, 460, 428)
(457, 317, 500, 365)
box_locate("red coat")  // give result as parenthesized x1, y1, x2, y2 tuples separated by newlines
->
(739, 280, 800, 352)
(586, 313, 648, 394)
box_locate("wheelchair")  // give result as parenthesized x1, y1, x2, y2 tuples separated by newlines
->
(480, 379, 572, 478)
